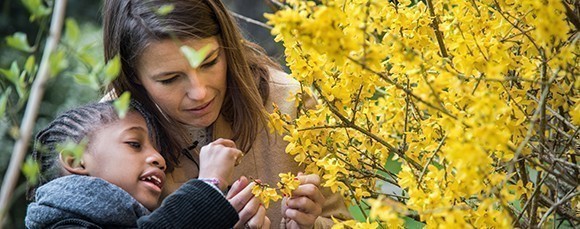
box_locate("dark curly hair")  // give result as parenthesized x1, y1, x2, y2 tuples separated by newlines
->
(27, 100, 164, 200)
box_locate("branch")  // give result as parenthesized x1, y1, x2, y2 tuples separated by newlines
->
(268, 0, 284, 8)
(348, 57, 458, 120)
(230, 11, 273, 30)
(538, 190, 580, 227)
(425, 0, 449, 58)
(417, 134, 447, 184)
(0, 0, 67, 221)
(312, 83, 424, 170)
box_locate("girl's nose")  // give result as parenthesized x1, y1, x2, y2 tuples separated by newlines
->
(186, 73, 207, 101)
(147, 151, 166, 171)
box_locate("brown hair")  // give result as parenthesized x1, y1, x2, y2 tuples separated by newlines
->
(102, 0, 279, 169)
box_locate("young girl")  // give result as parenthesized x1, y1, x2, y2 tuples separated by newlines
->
(25, 101, 248, 228)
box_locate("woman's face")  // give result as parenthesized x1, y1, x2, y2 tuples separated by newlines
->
(136, 37, 227, 128)
(83, 111, 166, 211)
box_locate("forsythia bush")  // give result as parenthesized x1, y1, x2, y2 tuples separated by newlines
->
(257, 0, 579, 228)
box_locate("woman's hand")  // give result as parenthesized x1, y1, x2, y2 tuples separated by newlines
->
(281, 173, 325, 229)
(198, 138, 243, 191)
(227, 176, 270, 228)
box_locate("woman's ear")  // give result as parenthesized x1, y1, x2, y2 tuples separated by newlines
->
(59, 153, 90, 175)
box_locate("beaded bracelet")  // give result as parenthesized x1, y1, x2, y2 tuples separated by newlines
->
(199, 178, 220, 189)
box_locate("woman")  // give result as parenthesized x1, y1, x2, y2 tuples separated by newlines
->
(102, 0, 351, 228)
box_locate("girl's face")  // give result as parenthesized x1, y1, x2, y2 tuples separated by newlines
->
(82, 111, 166, 211)
(136, 37, 228, 128)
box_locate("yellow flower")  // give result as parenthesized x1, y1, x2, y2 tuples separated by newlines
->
(277, 172, 301, 197)
(251, 183, 281, 209)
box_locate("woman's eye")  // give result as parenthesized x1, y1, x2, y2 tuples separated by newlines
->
(159, 76, 178, 85)
(200, 58, 218, 69)
(126, 141, 141, 149)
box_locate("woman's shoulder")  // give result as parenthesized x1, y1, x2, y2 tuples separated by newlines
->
(267, 68, 300, 88)
(265, 68, 317, 115)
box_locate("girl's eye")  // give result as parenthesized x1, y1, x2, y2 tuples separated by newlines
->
(126, 141, 141, 149)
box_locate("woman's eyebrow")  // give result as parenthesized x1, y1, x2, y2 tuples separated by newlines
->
(149, 48, 220, 79)
(203, 48, 220, 62)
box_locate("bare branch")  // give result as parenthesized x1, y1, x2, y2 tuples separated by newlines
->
(0, 0, 68, 221)
(230, 11, 272, 30)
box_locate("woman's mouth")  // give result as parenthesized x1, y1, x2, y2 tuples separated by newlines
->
(185, 98, 214, 114)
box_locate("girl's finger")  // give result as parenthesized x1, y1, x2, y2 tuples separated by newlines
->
(228, 181, 256, 212)
(234, 196, 261, 228)
(244, 204, 266, 228)
(227, 176, 248, 199)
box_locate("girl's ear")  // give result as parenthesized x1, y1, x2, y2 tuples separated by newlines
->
(133, 75, 142, 85)
(59, 153, 90, 175)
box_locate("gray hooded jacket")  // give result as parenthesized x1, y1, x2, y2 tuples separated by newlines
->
(26, 175, 238, 228)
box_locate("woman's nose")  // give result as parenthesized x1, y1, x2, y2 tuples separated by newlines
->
(147, 151, 166, 171)
(186, 73, 207, 101)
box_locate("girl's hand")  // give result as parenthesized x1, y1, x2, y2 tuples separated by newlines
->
(198, 138, 243, 191)
(227, 176, 270, 228)
(281, 173, 325, 229)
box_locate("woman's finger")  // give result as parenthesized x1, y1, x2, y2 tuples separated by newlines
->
(296, 173, 320, 186)
(285, 195, 319, 214)
(284, 208, 317, 227)
(291, 183, 325, 206)
(212, 138, 237, 148)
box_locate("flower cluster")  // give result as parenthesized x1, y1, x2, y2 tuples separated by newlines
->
(251, 173, 301, 208)
(266, 0, 578, 228)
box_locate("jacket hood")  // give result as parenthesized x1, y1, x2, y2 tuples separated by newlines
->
(25, 175, 150, 228)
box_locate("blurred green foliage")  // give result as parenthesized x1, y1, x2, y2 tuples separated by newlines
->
(1, 1, 103, 228)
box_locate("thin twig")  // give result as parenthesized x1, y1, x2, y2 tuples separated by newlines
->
(268, 0, 284, 8)
(537, 190, 580, 228)
(230, 11, 273, 30)
(313, 83, 424, 170)
(0, 0, 68, 223)
(348, 57, 458, 120)
(514, 165, 551, 226)
(417, 134, 447, 184)
(425, 0, 448, 57)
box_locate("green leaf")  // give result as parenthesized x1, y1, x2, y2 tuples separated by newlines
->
(73, 72, 100, 90)
(114, 91, 131, 119)
(103, 55, 121, 84)
(24, 55, 36, 74)
(49, 50, 69, 77)
(78, 50, 98, 67)
(0, 61, 20, 85)
(0, 88, 11, 118)
(6, 32, 33, 52)
(21, 0, 51, 21)
(18, 70, 29, 97)
(180, 44, 212, 69)
(73, 73, 93, 86)
(56, 139, 88, 168)
(156, 4, 175, 16)
(22, 156, 40, 186)
(65, 18, 80, 43)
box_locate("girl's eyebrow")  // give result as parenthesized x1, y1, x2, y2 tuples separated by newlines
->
(122, 126, 147, 134)
(150, 48, 220, 79)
